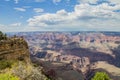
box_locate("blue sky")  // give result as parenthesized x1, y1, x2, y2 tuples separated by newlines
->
(0, 0, 120, 32)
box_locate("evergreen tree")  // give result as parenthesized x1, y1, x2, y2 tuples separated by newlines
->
(0, 31, 7, 40)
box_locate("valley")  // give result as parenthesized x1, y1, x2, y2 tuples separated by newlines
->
(7, 31, 120, 80)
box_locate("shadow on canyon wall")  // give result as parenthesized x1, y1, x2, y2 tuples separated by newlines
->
(63, 45, 120, 68)
(111, 45, 120, 67)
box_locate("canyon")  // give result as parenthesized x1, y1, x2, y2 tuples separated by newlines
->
(7, 31, 120, 80)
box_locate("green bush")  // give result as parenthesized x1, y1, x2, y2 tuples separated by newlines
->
(0, 31, 7, 40)
(0, 60, 14, 70)
(0, 73, 20, 80)
(92, 72, 111, 80)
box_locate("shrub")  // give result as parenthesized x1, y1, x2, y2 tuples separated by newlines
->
(0, 60, 15, 70)
(0, 73, 20, 80)
(0, 31, 7, 40)
(92, 72, 111, 80)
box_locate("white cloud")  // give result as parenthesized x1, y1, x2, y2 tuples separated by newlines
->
(14, 7, 26, 12)
(0, 24, 5, 27)
(27, 3, 120, 31)
(10, 22, 21, 27)
(56, 9, 68, 15)
(35, 0, 45, 2)
(5, 0, 19, 4)
(77, 0, 97, 4)
(22, 6, 31, 9)
(5, 0, 10, 1)
(0, 24, 6, 32)
(14, 0, 19, 4)
(53, 0, 61, 4)
(0, 23, 23, 32)
(77, 0, 120, 4)
(33, 8, 44, 13)
(110, 0, 120, 4)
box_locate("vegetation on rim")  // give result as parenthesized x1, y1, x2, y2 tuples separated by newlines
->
(92, 72, 111, 80)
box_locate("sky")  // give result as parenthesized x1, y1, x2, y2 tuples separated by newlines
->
(0, 0, 120, 32)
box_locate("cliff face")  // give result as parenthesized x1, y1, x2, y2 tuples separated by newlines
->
(0, 38, 29, 62)
(0, 37, 49, 80)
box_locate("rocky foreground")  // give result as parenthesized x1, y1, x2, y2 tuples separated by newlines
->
(0, 36, 50, 80)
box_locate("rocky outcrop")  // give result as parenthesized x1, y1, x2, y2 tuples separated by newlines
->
(0, 37, 49, 80)
(0, 38, 29, 62)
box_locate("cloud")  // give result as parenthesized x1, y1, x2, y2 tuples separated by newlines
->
(27, 3, 120, 31)
(14, 7, 26, 12)
(5, 0, 19, 4)
(0, 23, 23, 32)
(5, 0, 10, 1)
(22, 6, 31, 9)
(27, 9, 69, 27)
(35, 0, 45, 2)
(0, 24, 6, 28)
(10, 22, 21, 27)
(77, 0, 98, 4)
(14, 0, 19, 4)
(0, 24, 6, 32)
(53, 0, 61, 4)
(77, 0, 120, 4)
(110, 0, 120, 4)
(33, 8, 44, 13)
